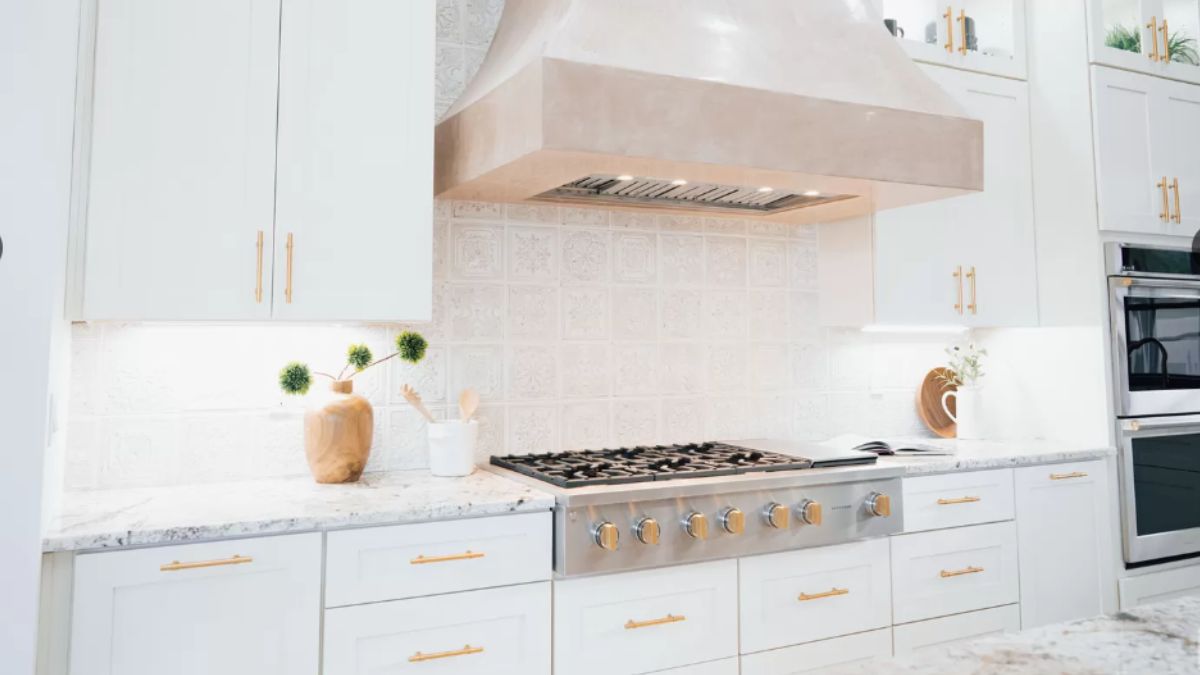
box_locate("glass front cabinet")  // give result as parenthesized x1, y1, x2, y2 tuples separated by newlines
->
(1090, 0, 1200, 83)
(875, 0, 1027, 79)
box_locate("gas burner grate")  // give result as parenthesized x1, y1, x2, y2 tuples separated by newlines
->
(491, 442, 812, 488)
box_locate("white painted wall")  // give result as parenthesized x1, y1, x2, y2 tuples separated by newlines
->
(0, 0, 79, 670)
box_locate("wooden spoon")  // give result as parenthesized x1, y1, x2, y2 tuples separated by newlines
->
(399, 384, 436, 423)
(458, 388, 480, 422)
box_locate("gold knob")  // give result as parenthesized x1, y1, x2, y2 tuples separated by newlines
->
(867, 492, 892, 518)
(799, 499, 823, 526)
(593, 522, 619, 551)
(720, 507, 745, 535)
(684, 512, 708, 540)
(765, 502, 790, 529)
(635, 517, 660, 545)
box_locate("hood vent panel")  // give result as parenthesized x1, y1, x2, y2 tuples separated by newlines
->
(536, 175, 854, 215)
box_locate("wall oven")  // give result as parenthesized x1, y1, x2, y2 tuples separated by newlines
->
(1119, 416, 1200, 563)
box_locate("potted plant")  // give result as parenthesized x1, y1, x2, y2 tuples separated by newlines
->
(1105, 24, 1199, 65)
(937, 343, 987, 440)
(279, 331, 428, 483)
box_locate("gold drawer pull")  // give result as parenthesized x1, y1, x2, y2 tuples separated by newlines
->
(1172, 177, 1182, 223)
(798, 587, 850, 602)
(160, 554, 252, 572)
(943, 6, 954, 54)
(285, 232, 294, 303)
(937, 496, 982, 505)
(410, 550, 485, 565)
(940, 565, 984, 578)
(254, 230, 264, 303)
(409, 644, 483, 663)
(1158, 177, 1170, 221)
(625, 613, 686, 630)
(1050, 471, 1088, 480)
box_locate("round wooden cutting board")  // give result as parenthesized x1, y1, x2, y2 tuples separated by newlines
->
(916, 367, 957, 439)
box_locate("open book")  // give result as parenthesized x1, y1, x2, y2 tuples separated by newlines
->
(821, 434, 955, 457)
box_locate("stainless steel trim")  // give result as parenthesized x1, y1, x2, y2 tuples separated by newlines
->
(1108, 276, 1200, 418)
(1117, 415, 1200, 562)
(1105, 241, 1200, 281)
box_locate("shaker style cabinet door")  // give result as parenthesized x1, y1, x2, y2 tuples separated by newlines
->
(873, 0, 1028, 79)
(1160, 78, 1200, 233)
(69, 534, 322, 675)
(1088, 0, 1200, 85)
(80, 0, 281, 319)
(272, 0, 434, 321)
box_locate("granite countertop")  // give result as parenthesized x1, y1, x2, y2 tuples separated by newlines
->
(43, 470, 555, 553)
(877, 438, 1115, 476)
(829, 596, 1200, 674)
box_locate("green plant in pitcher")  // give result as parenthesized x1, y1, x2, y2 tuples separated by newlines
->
(277, 331, 428, 394)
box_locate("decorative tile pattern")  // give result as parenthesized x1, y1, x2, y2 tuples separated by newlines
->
(506, 345, 557, 400)
(661, 289, 703, 339)
(562, 402, 611, 450)
(507, 226, 558, 281)
(561, 229, 609, 284)
(449, 344, 505, 399)
(612, 400, 659, 447)
(612, 232, 657, 283)
(748, 239, 788, 287)
(705, 290, 748, 340)
(659, 343, 706, 394)
(748, 290, 788, 341)
(661, 397, 706, 443)
(507, 285, 558, 341)
(788, 239, 819, 290)
(562, 287, 609, 340)
(563, 207, 609, 227)
(611, 288, 657, 340)
(706, 237, 747, 287)
(750, 343, 791, 391)
(660, 234, 705, 285)
(506, 404, 559, 455)
(444, 284, 505, 341)
(560, 343, 611, 398)
(450, 223, 504, 280)
(612, 343, 658, 397)
(708, 345, 748, 392)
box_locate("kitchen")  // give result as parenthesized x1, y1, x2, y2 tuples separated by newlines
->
(3, 0, 1199, 673)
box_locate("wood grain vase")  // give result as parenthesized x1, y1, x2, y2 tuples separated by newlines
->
(304, 380, 373, 484)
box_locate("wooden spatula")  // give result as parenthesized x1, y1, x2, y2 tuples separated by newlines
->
(458, 388, 480, 422)
(399, 384, 436, 423)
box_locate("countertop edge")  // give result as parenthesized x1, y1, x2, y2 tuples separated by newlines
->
(893, 446, 1116, 476)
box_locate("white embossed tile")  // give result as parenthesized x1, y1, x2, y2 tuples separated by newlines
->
(787, 291, 821, 339)
(508, 285, 559, 341)
(611, 287, 657, 340)
(750, 343, 790, 391)
(792, 393, 830, 440)
(507, 404, 559, 455)
(450, 222, 504, 280)
(748, 290, 788, 341)
(452, 200, 502, 220)
(471, 404, 505, 462)
(659, 343, 706, 394)
(661, 397, 706, 443)
(435, 0, 462, 41)
(464, 47, 487, 86)
(381, 406, 431, 471)
(708, 344, 748, 392)
(507, 226, 558, 281)
(562, 401, 611, 450)
(444, 284, 505, 341)
(750, 395, 792, 439)
(435, 45, 466, 119)
(748, 239, 788, 287)
(390, 345, 448, 405)
(562, 207, 609, 227)
(705, 289, 748, 340)
(788, 239, 819, 290)
(506, 345, 558, 400)
(610, 210, 658, 230)
(562, 287, 609, 340)
(790, 339, 829, 390)
(748, 220, 791, 238)
(705, 397, 750, 439)
(706, 236, 747, 287)
(464, 0, 503, 46)
(657, 214, 704, 233)
(612, 231, 657, 283)
(506, 203, 560, 225)
(704, 217, 747, 235)
(561, 229, 609, 283)
(661, 289, 703, 339)
(612, 343, 658, 397)
(449, 344, 505, 401)
(612, 400, 659, 447)
(561, 343, 611, 398)
(659, 234, 705, 285)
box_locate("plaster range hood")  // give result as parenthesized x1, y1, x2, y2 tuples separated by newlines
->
(434, 0, 983, 223)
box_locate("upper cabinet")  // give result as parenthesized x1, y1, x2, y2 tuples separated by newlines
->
(876, 0, 1028, 79)
(75, 0, 434, 322)
(1088, 0, 1200, 84)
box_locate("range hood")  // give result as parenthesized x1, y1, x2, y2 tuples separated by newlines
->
(435, 0, 983, 223)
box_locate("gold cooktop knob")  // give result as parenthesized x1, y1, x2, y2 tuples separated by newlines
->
(684, 512, 709, 540)
(799, 499, 823, 526)
(867, 492, 892, 518)
(593, 521, 619, 551)
(720, 507, 745, 534)
(635, 517, 660, 545)
(764, 502, 790, 529)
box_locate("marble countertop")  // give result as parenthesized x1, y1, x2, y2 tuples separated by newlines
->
(876, 438, 1115, 476)
(43, 470, 555, 553)
(829, 596, 1200, 674)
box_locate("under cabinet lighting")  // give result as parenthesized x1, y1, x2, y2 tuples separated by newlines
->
(861, 325, 969, 334)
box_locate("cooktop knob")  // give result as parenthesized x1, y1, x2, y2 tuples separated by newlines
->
(720, 507, 745, 535)
(593, 521, 619, 551)
(635, 517, 660, 545)
(866, 492, 892, 518)
(684, 512, 709, 540)
(764, 502, 790, 529)
(798, 499, 823, 526)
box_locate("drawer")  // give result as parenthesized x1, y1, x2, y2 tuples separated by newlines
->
(740, 628, 892, 674)
(892, 604, 1019, 654)
(739, 538, 891, 653)
(891, 521, 1019, 623)
(902, 469, 1014, 532)
(642, 658, 739, 675)
(554, 559, 738, 675)
(325, 511, 550, 606)
(323, 582, 550, 675)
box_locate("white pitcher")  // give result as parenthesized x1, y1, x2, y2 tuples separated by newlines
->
(941, 386, 981, 440)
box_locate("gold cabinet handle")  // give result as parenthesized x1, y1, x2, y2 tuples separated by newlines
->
(798, 587, 850, 602)
(625, 614, 686, 630)
(254, 230, 264, 303)
(1161, 19, 1171, 61)
(160, 554, 252, 572)
(1147, 17, 1161, 61)
(940, 565, 984, 578)
(285, 232, 294, 303)
(409, 644, 483, 663)
(410, 550, 486, 565)
(1050, 471, 1088, 480)
(937, 496, 981, 505)
(956, 9, 968, 55)
(966, 265, 977, 315)
(1172, 177, 1182, 223)
(1158, 177, 1171, 221)
(953, 265, 964, 314)
(943, 6, 954, 54)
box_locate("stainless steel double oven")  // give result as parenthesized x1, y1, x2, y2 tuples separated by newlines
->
(1108, 243, 1200, 564)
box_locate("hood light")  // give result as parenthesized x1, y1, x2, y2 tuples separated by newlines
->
(757, 186, 774, 193)
(671, 178, 688, 186)
(616, 174, 634, 181)
(803, 190, 822, 197)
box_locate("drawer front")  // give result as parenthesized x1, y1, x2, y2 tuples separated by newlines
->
(902, 469, 1014, 532)
(325, 511, 550, 606)
(740, 628, 892, 674)
(643, 658, 739, 675)
(739, 538, 891, 653)
(892, 604, 1020, 654)
(554, 559, 738, 675)
(891, 521, 1019, 623)
(323, 582, 550, 675)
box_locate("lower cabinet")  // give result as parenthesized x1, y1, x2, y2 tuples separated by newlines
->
(892, 604, 1020, 654)
(643, 658, 740, 675)
(554, 559, 739, 675)
(739, 629, 893, 674)
(69, 533, 322, 675)
(323, 582, 550, 674)
(1119, 564, 1200, 610)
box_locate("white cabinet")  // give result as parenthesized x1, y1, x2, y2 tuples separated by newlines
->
(1119, 563, 1200, 609)
(77, 0, 433, 321)
(643, 658, 739, 675)
(1161, 76, 1200, 232)
(1014, 460, 1110, 628)
(69, 534, 321, 675)
(872, 65, 1037, 327)
(902, 468, 1015, 533)
(1088, 0, 1200, 84)
(323, 583, 551, 675)
(892, 604, 1020, 653)
(739, 629, 893, 675)
(875, 0, 1028, 79)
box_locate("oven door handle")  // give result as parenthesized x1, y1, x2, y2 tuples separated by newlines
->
(1122, 415, 1200, 433)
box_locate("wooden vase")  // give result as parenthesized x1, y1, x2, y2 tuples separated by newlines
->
(304, 380, 373, 484)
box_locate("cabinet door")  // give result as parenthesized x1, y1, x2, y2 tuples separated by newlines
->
(1014, 460, 1110, 628)
(876, 0, 1027, 79)
(273, 0, 434, 321)
(70, 534, 322, 675)
(1090, 0, 1200, 85)
(1092, 66, 1173, 234)
(1161, 78, 1200, 233)
(739, 629, 893, 675)
(82, 0, 280, 319)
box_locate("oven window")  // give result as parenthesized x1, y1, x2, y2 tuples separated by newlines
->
(1125, 297, 1200, 390)
(1132, 434, 1200, 536)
